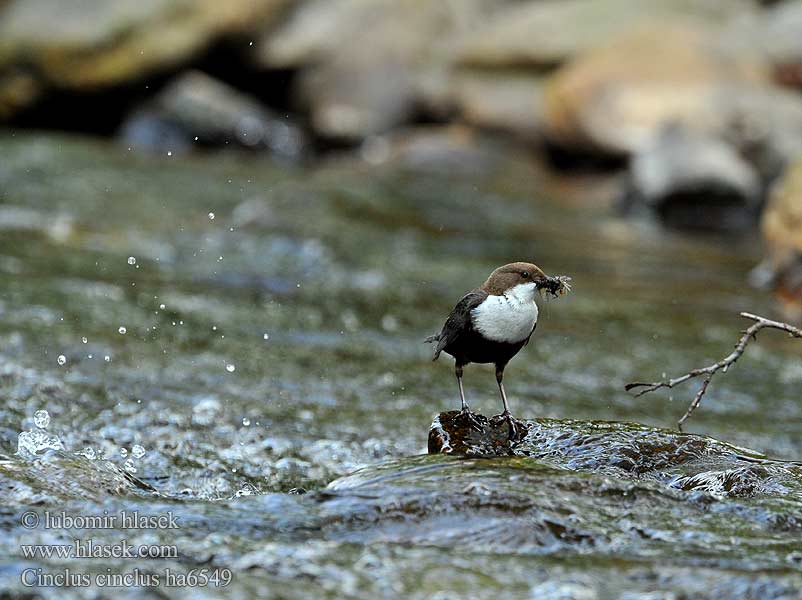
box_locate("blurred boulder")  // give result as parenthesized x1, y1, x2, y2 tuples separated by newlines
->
(543, 24, 770, 156)
(544, 23, 802, 178)
(456, 0, 756, 70)
(725, 0, 802, 88)
(254, 0, 514, 141)
(759, 158, 802, 321)
(625, 125, 761, 231)
(119, 70, 307, 161)
(253, 0, 754, 143)
(0, 0, 293, 118)
(356, 125, 501, 175)
(443, 71, 545, 141)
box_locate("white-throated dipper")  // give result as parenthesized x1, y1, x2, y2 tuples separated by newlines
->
(425, 262, 570, 437)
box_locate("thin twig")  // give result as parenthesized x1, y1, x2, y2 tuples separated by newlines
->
(626, 312, 802, 431)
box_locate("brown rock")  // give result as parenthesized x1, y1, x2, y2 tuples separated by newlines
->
(543, 23, 770, 156)
(760, 158, 802, 321)
(428, 410, 526, 457)
(0, 0, 292, 116)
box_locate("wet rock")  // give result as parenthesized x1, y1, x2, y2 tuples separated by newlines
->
(625, 125, 761, 231)
(759, 157, 802, 321)
(428, 410, 527, 456)
(0, 454, 156, 503)
(457, 0, 755, 70)
(542, 22, 802, 171)
(429, 411, 802, 497)
(119, 70, 307, 160)
(0, 0, 292, 116)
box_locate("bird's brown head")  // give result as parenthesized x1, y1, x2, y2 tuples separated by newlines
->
(481, 262, 548, 295)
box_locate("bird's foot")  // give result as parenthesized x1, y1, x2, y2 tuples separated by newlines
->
(457, 407, 486, 432)
(492, 411, 527, 441)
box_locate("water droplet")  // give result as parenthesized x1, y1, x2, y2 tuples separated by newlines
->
(131, 444, 146, 458)
(242, 417, 251, 426)
(127, 256, 136, 265)
(159, 303, 166, 310)
(33, 410, 50, 429)
(79, 447, 96, 460)
(263, 333, 269, 340)
(226, 364, 236, 373)
(118, 326, 127, 334)
(57, 355, 66, 366)
(120, 447, 128, 457)
(167, 151, 172, 157)
(208, 212, 215, 220)
(124, 459, 136, 473)
(104, 355, 111, 362)
(81, 336, 88, 344)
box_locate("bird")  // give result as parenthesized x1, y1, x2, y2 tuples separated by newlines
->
(425, 262, 569, 438)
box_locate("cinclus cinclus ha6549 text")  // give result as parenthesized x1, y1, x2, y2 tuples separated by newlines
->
(425, 262, 570, 437)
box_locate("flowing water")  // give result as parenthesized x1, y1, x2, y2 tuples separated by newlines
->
(0, 132, 800, 599)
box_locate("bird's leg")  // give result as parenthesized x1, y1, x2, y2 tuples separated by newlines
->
(456, 364, 468, 412)
(496, 366, 524, 440)
(456, 364, 483, 431)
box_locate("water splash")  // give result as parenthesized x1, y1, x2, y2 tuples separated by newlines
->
(16, 411, 64, 458)
(33, 409, 50, 429)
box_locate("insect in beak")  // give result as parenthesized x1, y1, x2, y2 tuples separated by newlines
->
(538, 275, 572, 298)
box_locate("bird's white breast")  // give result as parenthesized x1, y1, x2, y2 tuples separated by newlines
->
(471, 283, 538, 343)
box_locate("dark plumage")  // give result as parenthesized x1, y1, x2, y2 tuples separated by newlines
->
(426, 289, 533, 365)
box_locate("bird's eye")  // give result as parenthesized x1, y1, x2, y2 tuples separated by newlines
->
(521, 271, 530, 279)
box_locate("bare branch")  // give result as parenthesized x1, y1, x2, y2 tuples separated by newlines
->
(626, 312, 802, 431)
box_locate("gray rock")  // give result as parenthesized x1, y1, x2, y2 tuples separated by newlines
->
(457, 0, 756, 69)
(445, 70, 545, 141)
(626, 125, 761, 231)
(119, 70, 307, 160)
(254, 0, 512, 140)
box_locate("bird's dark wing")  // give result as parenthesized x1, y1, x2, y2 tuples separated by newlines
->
(427, 290, 488, 360)
(522, 321, 537, 346)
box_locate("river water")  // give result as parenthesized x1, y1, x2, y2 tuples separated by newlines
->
(0, 132, 800, 599)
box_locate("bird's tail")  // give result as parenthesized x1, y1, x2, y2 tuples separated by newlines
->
(424, 333, 441, 361)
